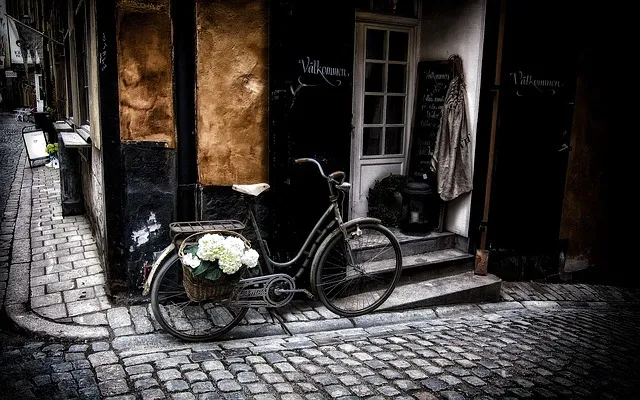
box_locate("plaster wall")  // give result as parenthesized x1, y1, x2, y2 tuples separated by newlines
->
(419, 0, 486, 239)
(196, 0, 268, 186)
(117, 0, 175, 146)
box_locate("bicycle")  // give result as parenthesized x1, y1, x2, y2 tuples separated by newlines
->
(143, 158, 403, 341)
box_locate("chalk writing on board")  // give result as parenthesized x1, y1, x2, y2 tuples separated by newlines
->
(408, 61, 452, 180)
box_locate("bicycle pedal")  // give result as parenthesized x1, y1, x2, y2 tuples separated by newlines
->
(274, 288, 315, 300)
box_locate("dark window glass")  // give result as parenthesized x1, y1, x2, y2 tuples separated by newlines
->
(385, 127, 403, 154)
(363, 127, 382, 155)
(364, 95, 384, 124)
(365, 63, 385, 92)
(366, 29, 386, 60)
(386, 96, 404, 124)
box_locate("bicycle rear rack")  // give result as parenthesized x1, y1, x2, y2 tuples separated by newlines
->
(169, 220, 245, 241)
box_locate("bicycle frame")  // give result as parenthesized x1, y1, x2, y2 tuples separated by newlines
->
(247, 199, 341, 280)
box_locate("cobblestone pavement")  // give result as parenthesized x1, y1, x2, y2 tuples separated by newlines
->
(29, 165, 110, 322)
(1, 113, 30, 309)
(2, 304, 640, 399)
(3, 114, 640, 399)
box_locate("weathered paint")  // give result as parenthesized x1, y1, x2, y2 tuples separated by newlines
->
(121, 143, 176, 293)
(130, 212, 162, 251)
(196, 0, 268, 186)
(117, 1, 175, 146)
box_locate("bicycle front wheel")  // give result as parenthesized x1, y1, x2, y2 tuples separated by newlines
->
(150, 253, 248, 341)
(312, 223, 402, 317)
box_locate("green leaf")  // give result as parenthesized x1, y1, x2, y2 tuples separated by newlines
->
(203, 268, 222, 281)
(184, 246, 198, 255)
(190, 262, 209, 277)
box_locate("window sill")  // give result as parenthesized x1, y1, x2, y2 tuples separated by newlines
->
(75, 123, 92, 143)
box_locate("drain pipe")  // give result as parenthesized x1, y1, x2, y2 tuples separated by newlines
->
(171, 0, 198, 221)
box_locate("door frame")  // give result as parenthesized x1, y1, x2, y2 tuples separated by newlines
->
(350, 12, 419, 219)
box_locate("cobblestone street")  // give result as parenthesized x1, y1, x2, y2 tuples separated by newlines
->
(1, 114, 638, 399)
(2, 305, 640, 399)
(1, 112, 29, 310)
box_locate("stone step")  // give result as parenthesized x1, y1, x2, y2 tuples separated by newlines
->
(394, 230, 457, 257)
(379, 271, 502, 311)
(354, 230, 457, 261)
(366, 248, 474, 280)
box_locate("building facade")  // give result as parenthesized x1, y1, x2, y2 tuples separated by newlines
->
(9, 0, 610, 300)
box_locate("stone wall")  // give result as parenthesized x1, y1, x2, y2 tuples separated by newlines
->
(80, 147, 107, 269)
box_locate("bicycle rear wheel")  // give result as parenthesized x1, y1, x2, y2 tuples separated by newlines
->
(150, 253, 248, 341)
(312, 223, 402, 317)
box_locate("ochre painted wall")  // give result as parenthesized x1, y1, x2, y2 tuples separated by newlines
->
(196, 0, 268, 186)
(117, 0, 175, 146)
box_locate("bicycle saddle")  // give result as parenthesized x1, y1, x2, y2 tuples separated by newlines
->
(232, 183, 270, 196)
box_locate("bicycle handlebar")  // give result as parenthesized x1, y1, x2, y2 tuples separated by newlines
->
(294, 158, 327, 179)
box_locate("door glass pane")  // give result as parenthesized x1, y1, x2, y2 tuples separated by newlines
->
(365, 63, 385, 92)
(366, 29, 386, 60)
(364, 96, 384, 124)
(389, 31, 409, 61)
(385, 127, 403, 154)
(386, 96, 404, 124)
(363, 127, 382, 155)
(387, 64, 406, 93)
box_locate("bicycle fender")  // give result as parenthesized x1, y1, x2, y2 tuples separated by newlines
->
(141, 243, 176, 296)
(309, 217, 382, 296)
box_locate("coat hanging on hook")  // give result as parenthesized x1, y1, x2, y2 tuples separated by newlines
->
(431, 54, 473, 201)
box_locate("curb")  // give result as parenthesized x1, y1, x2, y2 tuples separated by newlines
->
(5, 303, 109, 340)
(4, 154, 109, 340)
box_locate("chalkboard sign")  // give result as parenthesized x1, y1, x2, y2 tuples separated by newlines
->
(408, 60, 453, 181)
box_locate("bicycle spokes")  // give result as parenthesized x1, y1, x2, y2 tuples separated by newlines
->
(315, 224, 402, 315)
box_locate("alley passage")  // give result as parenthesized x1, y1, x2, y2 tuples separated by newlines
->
(1, 305, 639, 399)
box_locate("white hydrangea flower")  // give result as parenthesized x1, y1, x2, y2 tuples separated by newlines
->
(196, 233, 225, 261)
(182, 253, 201, 269)
(241, 248, 259, 268)
(223, 236, 245, 257)
(218, 248, 243, 274)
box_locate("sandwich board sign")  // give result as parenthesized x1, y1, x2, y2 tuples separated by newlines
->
(22, 128, 49, 167)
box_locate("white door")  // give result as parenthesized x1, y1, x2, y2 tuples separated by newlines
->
(350, 21, 416, 218)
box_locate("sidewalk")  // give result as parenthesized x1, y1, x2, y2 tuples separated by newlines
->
(3, 144, 640, 341)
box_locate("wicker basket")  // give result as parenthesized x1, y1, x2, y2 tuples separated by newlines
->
(178, 230, 252, 302)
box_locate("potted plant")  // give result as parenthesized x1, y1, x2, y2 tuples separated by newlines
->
(45, 142, 59, 169)
(367, 173, 411, 227)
